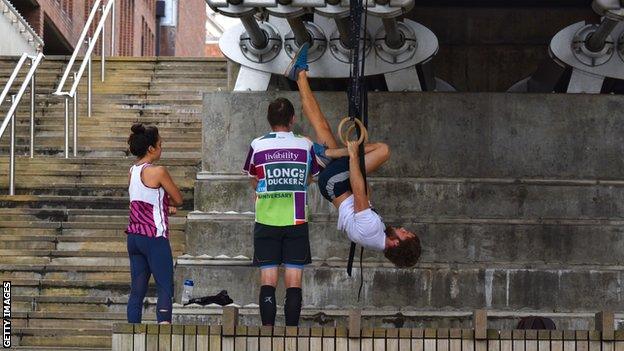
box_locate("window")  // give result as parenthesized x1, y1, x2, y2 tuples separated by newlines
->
(62, 0, 73, 19)
(141, 16, 154, 56)
(119, 0, 135, 55)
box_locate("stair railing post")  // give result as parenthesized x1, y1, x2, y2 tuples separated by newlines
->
(64, 96, 69, 159)
(9, 95, 16, 196)
(73, 73, 78, 157)
(88, 37, 93, 117)
(29, 62, 35, 158)
(101, 2, 106, 82)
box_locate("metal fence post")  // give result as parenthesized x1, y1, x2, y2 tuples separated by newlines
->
(64, 97, 69, 159)
(101, 2, 106, 82)
(73, 80, 78, 157)
(111, 0, 116, 56)
(9, 95, 16, 196)
(88, 37, 93, 117)
(30, 67, 35, 158)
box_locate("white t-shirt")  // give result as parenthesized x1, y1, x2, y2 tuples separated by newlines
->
(337, 195, 386, 252)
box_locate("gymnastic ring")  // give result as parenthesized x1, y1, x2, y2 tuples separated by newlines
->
(338, 117, 368, 146)
(345, 124, 368, 145)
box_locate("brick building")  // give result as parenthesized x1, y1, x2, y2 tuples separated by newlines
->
(9, 0, 206, 56)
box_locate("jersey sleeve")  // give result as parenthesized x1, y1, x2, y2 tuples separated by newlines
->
(242, 144, 256, 177)
(308, 145, 320, 177)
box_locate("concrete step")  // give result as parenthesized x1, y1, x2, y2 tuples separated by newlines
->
(0, 219, 185, 231)
(195, 174, 624, 217)
(0, 237, 183, 251)
(7, 277, 156, 297)
(173, 305, 621, 330)
(13, 310, 156, 327)
(0, 179, 194, 190)
(0, 157, 199, 168)
(11, 295, 154, 314)
(184, 212, 624, 265)
(175, 258, 624, 312)
(0, 185, 194, 199)
(9, 125, 203, 136)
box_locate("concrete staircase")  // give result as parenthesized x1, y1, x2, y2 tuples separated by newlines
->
(0, 56, 227, 349)
(174, 91, 624, 331)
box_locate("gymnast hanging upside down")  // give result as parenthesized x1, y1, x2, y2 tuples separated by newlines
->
(285, 44, 421, 268)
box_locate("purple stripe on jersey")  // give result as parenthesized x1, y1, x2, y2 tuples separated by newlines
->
(127, 201, 157, 237)
(294, 192, 305, 220)
(309, 146, 320, 176)
(253, 148, 309, 166)
(243, 146, 254, 174)
(132, 202, 154, 225)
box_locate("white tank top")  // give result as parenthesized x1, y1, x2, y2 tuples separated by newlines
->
(126, 163, 169, 239)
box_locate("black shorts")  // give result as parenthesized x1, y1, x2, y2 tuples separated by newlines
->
(318, 157, 351, 203)
(253, 222, 311, 268)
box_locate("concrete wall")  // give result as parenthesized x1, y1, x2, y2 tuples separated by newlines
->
(0, 14, 37, 55)
(202, 92, 624, 178)
(180, 91, 624, 326)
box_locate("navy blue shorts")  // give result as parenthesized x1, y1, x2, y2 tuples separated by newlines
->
(253, 222, 311, 268)
(317, 157, 351, 203)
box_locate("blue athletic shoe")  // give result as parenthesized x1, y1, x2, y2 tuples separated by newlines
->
(285, 42, 309, 81)
(313, 142, 332, 169)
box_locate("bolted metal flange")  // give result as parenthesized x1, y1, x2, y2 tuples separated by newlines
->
(367, 0, 414, 18)
(328, 28, 373, 63)
(592, 0, 624, 20)
(616, 31, 624, 62)
(374, 21, 417, 64)
(284, 21, 327, 62)
(239, 22, 282, 63)
(314, 2, 349, 18)
(572, 23, 615, 66)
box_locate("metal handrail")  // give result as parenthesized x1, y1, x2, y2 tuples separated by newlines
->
(0, 52, 45, 195)
(54, 0, 116, 158)
(0, 0, 44, 50)
(54, 0, 103, 95)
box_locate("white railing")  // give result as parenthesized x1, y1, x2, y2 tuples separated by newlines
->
(0, 52, 45, 195)
(54, 0, 116, 158)
(0, 0, 44, 52)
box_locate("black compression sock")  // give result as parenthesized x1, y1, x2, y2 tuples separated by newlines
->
(284, 287, 302, 326)
(259, 285, 276, 326)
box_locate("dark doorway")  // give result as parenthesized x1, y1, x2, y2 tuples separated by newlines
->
(42, 15, 72, 55)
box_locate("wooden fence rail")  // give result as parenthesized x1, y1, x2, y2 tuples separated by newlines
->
(112, 309, 621, 351)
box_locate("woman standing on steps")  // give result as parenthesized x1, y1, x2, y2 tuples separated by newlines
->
(125, 123, 183, 324)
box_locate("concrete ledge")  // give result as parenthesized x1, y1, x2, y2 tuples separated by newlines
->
(194, 175, 624, 218)
(185, 213, 624, 265)
(174, 263, 624, 310)
(173, 306, 624, 330)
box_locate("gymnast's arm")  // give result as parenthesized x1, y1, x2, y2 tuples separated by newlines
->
(347, 141, 370, 213)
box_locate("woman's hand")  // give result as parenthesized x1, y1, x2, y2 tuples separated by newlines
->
(168, 206, 177, 215)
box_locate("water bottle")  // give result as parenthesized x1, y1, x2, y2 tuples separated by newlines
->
(181, 279, 194, 305)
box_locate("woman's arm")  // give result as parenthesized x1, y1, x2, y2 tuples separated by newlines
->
(153, 166, 184, 207)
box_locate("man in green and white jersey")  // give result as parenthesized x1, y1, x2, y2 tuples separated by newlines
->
(243, 95, 320, 327)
